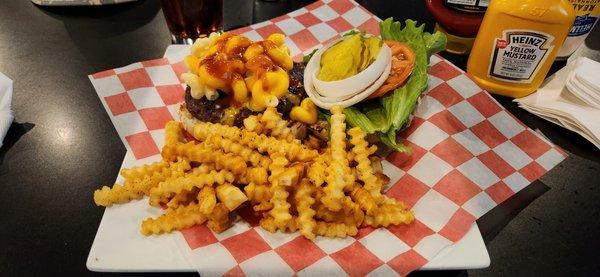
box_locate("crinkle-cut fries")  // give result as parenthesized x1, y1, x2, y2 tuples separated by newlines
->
(93, 105, 413, 239)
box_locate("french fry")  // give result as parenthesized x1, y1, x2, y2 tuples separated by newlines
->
(267, 153, 292, 229)
(120, 160, 169, 182)
(166, 189, 195, 209)
(349, 127, 384, 203)
(314, 221, 358, 238)
(204, 135, 271, 168)
(216, 183, 248, 211)
(198, 186, 217, 215)
(162, 142, 247, 175)
(295, 178, 317, 239)
(240, 167, 269, 185)
(350, 186, 378, 216)
(322, 106, 351, 211)
(164, 121, 186, 147)
(149, 169, 234, 206)
(260, 216, 299, 233)
(259, 107, 296, 142)
(141, 203, 207, 235)
(94, 158, 190, 207)
(307, 151, 329, 187)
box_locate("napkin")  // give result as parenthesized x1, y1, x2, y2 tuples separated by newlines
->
(565, 57, 600, 109)
(0, 72, 13, 149)
(516, 57, 600, 149)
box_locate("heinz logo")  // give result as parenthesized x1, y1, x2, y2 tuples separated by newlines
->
(496, 39, 508, 48)
(510, 35, 543, 46)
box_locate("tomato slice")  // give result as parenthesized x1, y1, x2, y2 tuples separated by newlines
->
(367, 41, 415, 99)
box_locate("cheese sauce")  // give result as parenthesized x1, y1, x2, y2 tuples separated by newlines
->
(199, 34, 280, 97)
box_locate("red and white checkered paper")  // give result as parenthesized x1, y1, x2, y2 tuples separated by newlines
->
(89, 0, 566, 275)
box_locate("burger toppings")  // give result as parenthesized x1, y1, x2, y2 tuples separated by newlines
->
(181, 32, 316, 125)
(182, 32, 293, 111)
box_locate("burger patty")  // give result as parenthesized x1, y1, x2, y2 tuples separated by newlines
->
(185, 87, 226, 123)
(185, 87, 257, 126)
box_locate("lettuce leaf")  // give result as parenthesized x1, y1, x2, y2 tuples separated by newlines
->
(424, 31, 447, 58)
(380, 129, 412, 153)
(344, 18, 446, 152)
(343, 29, 362, 37)
(303, 49, 318, 64)
(317, 108, 331, 122)
(344, 103, 387, 134)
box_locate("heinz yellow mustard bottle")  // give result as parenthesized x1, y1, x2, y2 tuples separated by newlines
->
(467, 0, 576, 98)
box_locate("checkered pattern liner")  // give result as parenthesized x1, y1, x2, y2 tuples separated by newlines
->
(88, 0, 566, 275)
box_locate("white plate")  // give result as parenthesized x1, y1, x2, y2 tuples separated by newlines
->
(87, 45, 490, 272)
(87, 151, 489, 272)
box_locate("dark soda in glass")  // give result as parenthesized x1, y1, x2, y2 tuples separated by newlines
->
(161, 0, 223, 44)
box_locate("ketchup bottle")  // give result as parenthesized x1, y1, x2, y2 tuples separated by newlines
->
(426, 0, 486, 55)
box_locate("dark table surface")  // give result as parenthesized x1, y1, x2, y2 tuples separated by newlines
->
(1, 0, 599, 276)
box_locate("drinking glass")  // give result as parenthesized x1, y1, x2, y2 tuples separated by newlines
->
(160, 0, 223, 44)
